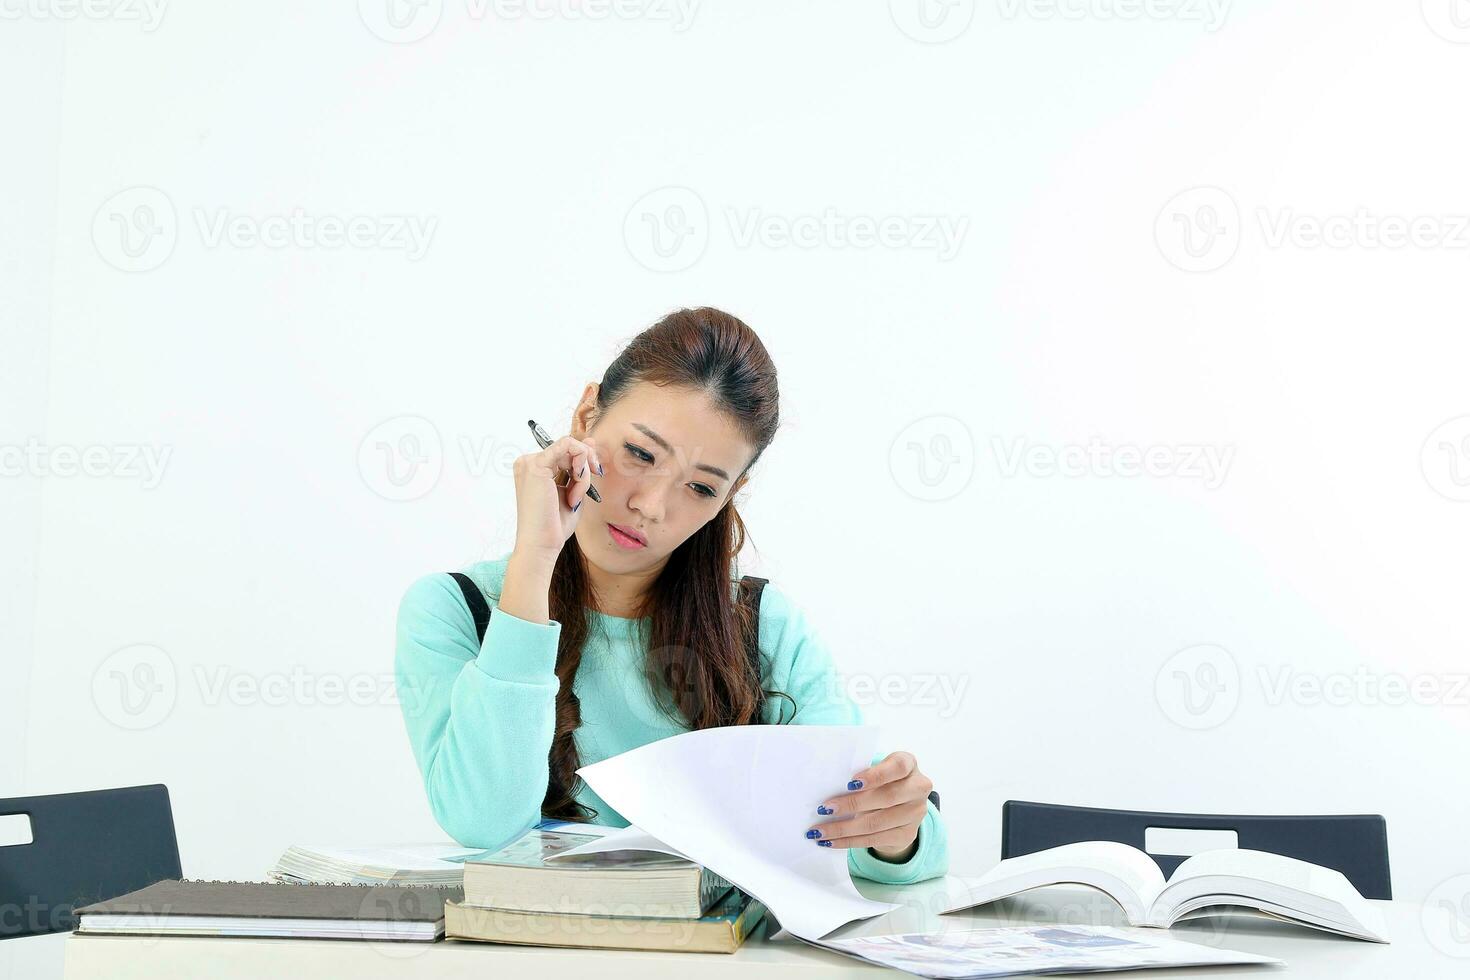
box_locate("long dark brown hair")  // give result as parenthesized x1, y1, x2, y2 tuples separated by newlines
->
(539, 307, 794, 822)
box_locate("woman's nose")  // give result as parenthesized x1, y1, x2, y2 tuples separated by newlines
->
(628, 486, 667, 524)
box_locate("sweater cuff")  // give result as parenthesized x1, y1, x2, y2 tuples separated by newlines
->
(473, 604, 561, 684)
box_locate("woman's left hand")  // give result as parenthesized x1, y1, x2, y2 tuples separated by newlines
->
(806, 751, 933, 862)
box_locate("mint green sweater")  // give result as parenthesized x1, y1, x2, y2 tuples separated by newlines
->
(393, 555, 949, 885)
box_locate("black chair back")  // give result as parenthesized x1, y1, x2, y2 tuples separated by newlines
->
(0, 784, 181, 938)
(1002, 799, 1391, 900)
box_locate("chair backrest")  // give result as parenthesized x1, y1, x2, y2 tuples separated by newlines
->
(0, 784, 182, 939)
(1001, 800, 1391, 900)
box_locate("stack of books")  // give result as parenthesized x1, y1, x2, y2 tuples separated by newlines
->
(445, 823, 767, 953)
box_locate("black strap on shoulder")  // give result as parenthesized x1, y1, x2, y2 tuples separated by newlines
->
(737, 575, 769, 721)
(451, 572, 768, 654)
(737, 574, 768, 669)
(449, 572, 491, 644)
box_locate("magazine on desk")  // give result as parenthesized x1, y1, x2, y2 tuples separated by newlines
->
(938, 842, 1389, 943)
(266, 819, 621, 888)
(796, 924, 1282, 979)
(269, 842, 484, 886)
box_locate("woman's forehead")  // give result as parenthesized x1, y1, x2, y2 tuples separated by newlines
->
(604, 385, 752, 471)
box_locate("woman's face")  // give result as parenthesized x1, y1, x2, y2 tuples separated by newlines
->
(571, 381, 754, 573)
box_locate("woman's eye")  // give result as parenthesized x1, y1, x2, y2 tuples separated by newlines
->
(627, 443, 717, 499)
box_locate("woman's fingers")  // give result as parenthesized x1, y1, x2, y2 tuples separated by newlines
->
(542, 436, 601, 512)
(560, 440, 590, 511)
(847, 752, 917, 793)
(807, 799, 928, 849)
(815, 765, 932, 819)
(807, 751, 932, 851)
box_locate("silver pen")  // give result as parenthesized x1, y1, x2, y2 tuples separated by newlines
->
(527, 419, 601, 503)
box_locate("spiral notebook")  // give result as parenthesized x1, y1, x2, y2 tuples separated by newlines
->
(73, 879, 461, 941)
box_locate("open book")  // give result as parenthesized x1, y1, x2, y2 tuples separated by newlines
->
(269, 843, 484, 886)
(939, 842, 1388, 943)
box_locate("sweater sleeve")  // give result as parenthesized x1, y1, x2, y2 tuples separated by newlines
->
(394, 572, 562, 851)
(757, 582, 950, 886)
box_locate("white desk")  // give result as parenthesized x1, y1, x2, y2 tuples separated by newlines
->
(62, 877, 1449, 979)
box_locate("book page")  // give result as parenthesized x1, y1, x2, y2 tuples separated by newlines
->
(483, 827, 691, 870)
(1167, 848, 1353, 896)
(1154, 849, 1387, 940)
(270, 843, 487, 886)
(285, 844, 484, 870)
(1167, 894, 1387, 941)
(554, 724, 902, 942)
(938, 842, 1167, 923)
(549, 824, 696, 863)
(1174, 902, 1388, 942)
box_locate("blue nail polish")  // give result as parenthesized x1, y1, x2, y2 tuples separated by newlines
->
(573, 501, 581, 512)
(580, 465, 586, 477)
(598, 462, 604, 475)
(848, 779, 864, 791)
(817, 805, 834, 815)
(805, 828, 821, 839)
(818, 840, 832, 847)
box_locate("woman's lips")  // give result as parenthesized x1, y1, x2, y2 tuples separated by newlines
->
(608, 523, 646, 550)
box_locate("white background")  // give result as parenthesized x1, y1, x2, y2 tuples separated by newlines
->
(5, 1, 1470, 976)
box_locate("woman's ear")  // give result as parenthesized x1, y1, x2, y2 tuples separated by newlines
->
(570, 383, 600, 438)
(726, 471, 750, 503)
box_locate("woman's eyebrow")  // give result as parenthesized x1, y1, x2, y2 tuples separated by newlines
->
(630, 422, 730, 480)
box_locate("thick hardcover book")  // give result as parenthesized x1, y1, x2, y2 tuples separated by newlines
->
(446, 884, 767, 953)
(463, 825, 733, 919)
(73, 879, 460, 942)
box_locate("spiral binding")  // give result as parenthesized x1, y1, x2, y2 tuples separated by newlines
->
(177, 877, 454, 890)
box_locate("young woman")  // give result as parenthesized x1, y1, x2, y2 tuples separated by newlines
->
(394, 307, 948, 885)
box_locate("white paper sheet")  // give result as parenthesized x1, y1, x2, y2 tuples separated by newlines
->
(548, 724, 902, 941)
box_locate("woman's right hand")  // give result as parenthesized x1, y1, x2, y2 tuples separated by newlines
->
(511, 434, 604, 564)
